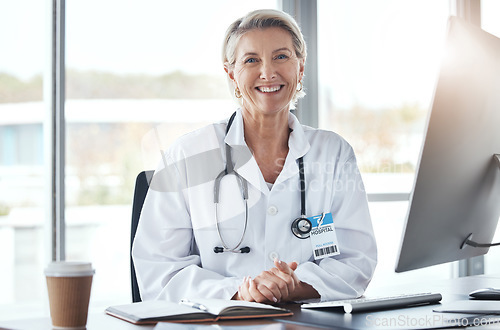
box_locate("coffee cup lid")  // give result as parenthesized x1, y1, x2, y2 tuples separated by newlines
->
(45, 261, 95, 277)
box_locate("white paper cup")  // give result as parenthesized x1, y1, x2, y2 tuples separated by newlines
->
(45, 262, 95, 329)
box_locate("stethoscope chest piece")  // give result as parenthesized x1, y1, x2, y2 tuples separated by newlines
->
(291, 217, 312, 239)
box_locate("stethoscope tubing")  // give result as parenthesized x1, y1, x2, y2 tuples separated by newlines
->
(213, 112, 310, 253)
(214, 170, 249, 252)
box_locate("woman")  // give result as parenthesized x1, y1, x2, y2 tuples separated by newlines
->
(132, 9, 377, 304)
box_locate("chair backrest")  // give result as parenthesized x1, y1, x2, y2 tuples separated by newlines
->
(130, 170, 154, 303)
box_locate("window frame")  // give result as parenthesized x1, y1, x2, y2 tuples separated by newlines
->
(46, 0, 66, 262)
(46, 0, 485, 275)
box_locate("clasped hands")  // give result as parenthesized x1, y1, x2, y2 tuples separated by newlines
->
(233, 258, 318, 303)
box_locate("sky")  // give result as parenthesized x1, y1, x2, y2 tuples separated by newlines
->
(317, 0, 450, 109)
(0, 0, 277, 79)
(0, 0, 46, 80)
(1, 0, 499, 109)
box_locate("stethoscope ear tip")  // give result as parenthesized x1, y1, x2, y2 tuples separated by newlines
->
(239, 247, 251, 253)
(213, 246, 251, 253)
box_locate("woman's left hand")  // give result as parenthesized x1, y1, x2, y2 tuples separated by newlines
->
(268, 259, 300, 300)
(235, 259, 319, 303)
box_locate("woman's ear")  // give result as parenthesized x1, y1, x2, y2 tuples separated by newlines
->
(298, 58, 305, 81)
(224, 63, 235, 81)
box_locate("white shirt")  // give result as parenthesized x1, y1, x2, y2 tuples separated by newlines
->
(132, 109, 377, 302)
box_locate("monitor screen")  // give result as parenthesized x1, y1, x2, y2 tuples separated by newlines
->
(395, 16, 500, 273)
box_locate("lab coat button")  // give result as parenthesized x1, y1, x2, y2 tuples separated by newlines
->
(269, 251, 279, 261)
(267, 205, 278, 216)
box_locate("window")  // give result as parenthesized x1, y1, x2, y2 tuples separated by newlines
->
(1, 0, 498, 320)
(317, 0, 453, 289)
(0, 0, 279, 320)
(0, 0, 46, 320)
(64, 0, 279, 316)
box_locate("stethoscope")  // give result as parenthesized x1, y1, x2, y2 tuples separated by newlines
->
(213, 112, 312, 254)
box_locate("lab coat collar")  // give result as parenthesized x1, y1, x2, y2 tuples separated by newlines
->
(224, 109, 246, 148)
(287, 111, 310, 159)
(224, 109, 311, 194)
(275, 113, 311, 186)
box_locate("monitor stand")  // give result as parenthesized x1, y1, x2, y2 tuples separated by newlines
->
(461, 154, 500, 249)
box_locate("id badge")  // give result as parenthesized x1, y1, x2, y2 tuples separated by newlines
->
(308, 213, 340, 260)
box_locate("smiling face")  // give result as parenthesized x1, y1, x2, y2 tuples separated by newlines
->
(226, 27, 305, 118)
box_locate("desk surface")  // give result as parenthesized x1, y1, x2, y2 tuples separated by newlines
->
(0, 310, 320, 330)
(2, 274, 500, 330)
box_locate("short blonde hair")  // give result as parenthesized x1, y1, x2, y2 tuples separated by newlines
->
(222, 9, 307, 106)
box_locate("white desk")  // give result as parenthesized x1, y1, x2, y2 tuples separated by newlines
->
(0, 310, 320, 330)
(2, 274, 500, 330)
(0, 312, 154, 330)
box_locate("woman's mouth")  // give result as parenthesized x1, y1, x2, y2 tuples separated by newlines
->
(256, 85, 283, 93)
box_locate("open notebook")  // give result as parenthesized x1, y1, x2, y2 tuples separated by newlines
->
(105, 298, 293, 324)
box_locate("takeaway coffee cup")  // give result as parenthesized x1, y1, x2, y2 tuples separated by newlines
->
(45, 261, 95, 329)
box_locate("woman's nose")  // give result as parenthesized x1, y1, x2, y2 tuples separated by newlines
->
(259, 60, 276, 80)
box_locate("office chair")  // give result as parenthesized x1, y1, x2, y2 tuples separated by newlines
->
(130, 170, 154, 303)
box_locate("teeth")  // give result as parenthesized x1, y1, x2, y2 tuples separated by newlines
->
(259, 85, 281, 93)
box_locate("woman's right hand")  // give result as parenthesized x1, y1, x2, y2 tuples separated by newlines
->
(234, 259, 300, 303)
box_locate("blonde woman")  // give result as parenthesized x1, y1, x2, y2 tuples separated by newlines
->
(133, 9, 377, 304)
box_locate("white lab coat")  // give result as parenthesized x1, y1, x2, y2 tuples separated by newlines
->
(132, 109, 377, 303)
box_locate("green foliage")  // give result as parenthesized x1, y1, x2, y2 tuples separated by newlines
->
(0, 70, 230, 103)
(324, 103, 427, 173)
(1, 69, 429, 204)
(0, 203, 10, 216)
(0, 73, 42, 103)
(66, 122, 154, 206)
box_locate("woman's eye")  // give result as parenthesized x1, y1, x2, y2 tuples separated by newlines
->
(275, 54, 289, 60)
(244, 58, 257, 64)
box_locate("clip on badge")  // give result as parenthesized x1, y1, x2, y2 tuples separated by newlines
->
(308, 213, 340, 260)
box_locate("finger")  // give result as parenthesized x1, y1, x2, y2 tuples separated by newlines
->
(273, 258, 289, 274)
(285, 261, 300, 283)
(235, 276, 250, 300)
(264, 268, 295, 301)
(271, 268, 296, 295)
(274, 258, 295, 276)
(249, 278, 278, 303)
(238, 277, 254, 302)
(271, 260, 300, 295)
(272, 259, 296, 285)
(252, 274, 282, 302)
(257, 271, 289, 300)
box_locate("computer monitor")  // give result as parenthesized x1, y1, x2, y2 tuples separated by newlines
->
(395, 16, 500, 273)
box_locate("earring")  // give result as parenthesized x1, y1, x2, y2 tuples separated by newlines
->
(234, 87, 242, 99)
(296, 81, 303, 92)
